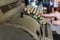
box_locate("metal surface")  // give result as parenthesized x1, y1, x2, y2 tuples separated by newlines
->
(0, 24, 39, 40)
(0, 1, 53, 40)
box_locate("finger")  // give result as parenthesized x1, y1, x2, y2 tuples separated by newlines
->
(52, 20, 60, 25)
(40, 13, 56, 18)
(51, 17, 57, 21)
(51, 18, 55, 21)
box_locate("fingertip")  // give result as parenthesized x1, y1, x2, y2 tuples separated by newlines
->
(40, 14, 45, 16)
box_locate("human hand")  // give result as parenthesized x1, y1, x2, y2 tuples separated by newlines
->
(40, 13, 60, 25)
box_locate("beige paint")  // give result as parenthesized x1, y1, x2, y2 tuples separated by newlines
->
(0, 5, 21, 23)
(0, 9, 3, 17)
(0, 0, 17, 6)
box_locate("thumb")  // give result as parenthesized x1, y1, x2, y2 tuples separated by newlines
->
(52, 20, 60, 25)
(40, 13, 56, 18)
